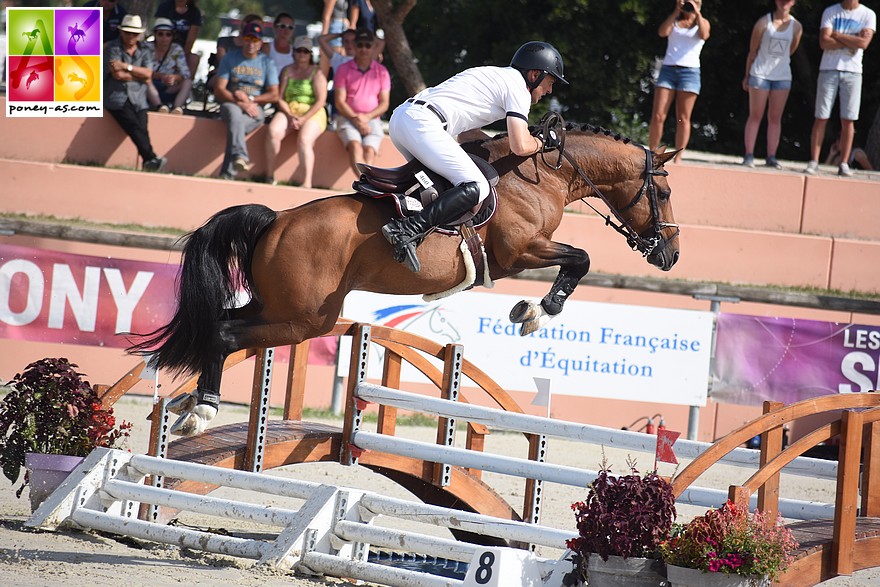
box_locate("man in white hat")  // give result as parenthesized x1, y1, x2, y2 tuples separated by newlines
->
(105, 14, 167, 172)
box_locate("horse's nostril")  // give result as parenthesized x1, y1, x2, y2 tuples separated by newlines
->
(672, 251, 680, 265)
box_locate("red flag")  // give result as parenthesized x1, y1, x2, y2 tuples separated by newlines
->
(656, 429, 681, 464)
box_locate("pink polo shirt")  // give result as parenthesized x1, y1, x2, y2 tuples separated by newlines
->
(334, 59, 391, 114)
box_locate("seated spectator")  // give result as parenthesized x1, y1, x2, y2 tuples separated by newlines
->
(104, 15, 166, 172)
(154, 0, 202, 79)
(333, 28, 390, 174)
(84, 0, 126, 43)
(318, 26, 356, 79)
(146, 18, 191, 114)
(208, 13, 262, 93)
(213, 21, 278, 180)
(825, 134, 874, 171)
(264, 12, 295, 73)
(265, 36, 328, 188)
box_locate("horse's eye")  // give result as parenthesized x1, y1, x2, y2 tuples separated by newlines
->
(659, 189, 671, 201)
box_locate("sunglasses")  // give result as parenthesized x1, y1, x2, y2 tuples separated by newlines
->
(356, 42, 372, 49)
(294, 48, 311, 54)
(275, 23, 294, 30)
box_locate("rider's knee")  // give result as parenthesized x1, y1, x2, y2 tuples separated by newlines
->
(470, 177, 490, 203)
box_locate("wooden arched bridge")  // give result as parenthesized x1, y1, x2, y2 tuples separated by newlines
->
(97, 320, 880, 585)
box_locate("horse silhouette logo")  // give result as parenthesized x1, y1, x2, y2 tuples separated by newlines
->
(22, 29, 40, 42)
(26, 70, 40, 90)
(68, 72, 87, 86)
(68, 23, 86, 44)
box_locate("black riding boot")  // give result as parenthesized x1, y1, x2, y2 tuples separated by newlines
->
(381, 181, 481, 273)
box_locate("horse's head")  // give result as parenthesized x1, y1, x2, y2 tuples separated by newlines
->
(562, 127, 681, 271)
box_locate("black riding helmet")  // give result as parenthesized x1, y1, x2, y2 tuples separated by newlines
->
(510, 41, 568, 92)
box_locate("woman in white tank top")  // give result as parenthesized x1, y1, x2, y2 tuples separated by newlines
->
(741, 0, 803, 168)
(648, 0, 711, 163)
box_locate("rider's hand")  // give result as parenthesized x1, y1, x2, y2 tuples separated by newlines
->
(533, 127, 561, 152)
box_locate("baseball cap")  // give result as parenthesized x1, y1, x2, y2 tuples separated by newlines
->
(242, 22, 263, 39)
(293, 35, 313, 50)
(354, 28, 374, 44)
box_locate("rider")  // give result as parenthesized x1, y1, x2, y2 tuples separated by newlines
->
(381, 41, 568, 273)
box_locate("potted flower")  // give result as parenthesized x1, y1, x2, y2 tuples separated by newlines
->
(563, 459, 676, 586)
(660, 501, 799, 587)
(0, 358, 132, 510)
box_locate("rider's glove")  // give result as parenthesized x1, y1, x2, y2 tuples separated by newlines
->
(533, 127, 560, 152)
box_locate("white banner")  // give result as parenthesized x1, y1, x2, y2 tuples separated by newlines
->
(341, 290, 713, 406)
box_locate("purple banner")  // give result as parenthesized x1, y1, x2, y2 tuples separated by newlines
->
(712, 314, 880, 406)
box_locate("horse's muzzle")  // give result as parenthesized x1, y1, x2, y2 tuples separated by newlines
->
(647, 241, 680, 272)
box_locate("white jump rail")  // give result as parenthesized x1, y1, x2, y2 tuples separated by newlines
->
(353, 383, 837, 520)
(27, 448, 577, 587)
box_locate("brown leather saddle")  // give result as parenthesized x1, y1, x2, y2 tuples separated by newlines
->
(352, 154, 499, 234)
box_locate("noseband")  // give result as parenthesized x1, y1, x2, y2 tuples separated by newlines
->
(536, 114, 679, 257)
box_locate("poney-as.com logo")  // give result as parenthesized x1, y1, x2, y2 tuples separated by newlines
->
(6, 7, 103, 117)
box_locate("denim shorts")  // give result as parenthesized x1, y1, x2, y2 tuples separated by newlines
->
(748, 75, 791, 91)
(815, 70, 862, 120)
(656, 64, 701, 94)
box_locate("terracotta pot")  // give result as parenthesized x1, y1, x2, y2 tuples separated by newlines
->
(25, 452, 84, 512)
(586, 553, 666, 586)
(666, 564, 769, 587)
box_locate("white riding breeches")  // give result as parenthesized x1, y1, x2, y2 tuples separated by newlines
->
(389, 102, 490, 202)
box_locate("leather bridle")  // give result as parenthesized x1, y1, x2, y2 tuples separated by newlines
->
(536, 114, 680, 258)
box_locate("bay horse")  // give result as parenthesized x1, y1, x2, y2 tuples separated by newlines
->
(129, 123, 680, 436)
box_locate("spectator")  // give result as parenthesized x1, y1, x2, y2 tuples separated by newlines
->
(350, 0, 377, 33)
(321, 0, 350, 48)
(805, 0, 876, 177)
(318, 27, 356, 79)
(207, 13, 262, 93)
(333, 28, 390, 175)
(154, 0, 202, 80)
(648, 0, 711, 163)
(742, 0, 802, 169)
(104, 15, 166, 172)
(825, 133, 874, 170)
(146, 17, 191, 114)
(264, 12, 295, 73)
(213, 21, 279, 180)
(84, 0, 126, 43)
(265, 36, 328, 188)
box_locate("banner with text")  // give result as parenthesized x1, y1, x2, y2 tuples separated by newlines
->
(712, 313, 880, 405)
(341, 291, 714, 406)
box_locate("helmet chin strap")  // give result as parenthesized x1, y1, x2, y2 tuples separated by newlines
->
(523, 70, 547, 92)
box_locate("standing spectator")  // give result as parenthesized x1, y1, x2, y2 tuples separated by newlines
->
(265, 36, 328, 188)
(264, 12, 295, 73)
(146, 18, 191, 114)
(648, 0, 711, 163)
(84, 0, 126, 43)
(333, 28, 390, 175)
(321, 0, 349, 48)
(805, 0, 876, 177)
(154, 0, 202, 80)
(742, 0, 802, 169)
(214, 21, 279, 180)
(350, 0, 377, 33)
(104, 15, 166, 172)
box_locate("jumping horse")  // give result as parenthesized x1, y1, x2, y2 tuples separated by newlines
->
(129, 121, 680, 436)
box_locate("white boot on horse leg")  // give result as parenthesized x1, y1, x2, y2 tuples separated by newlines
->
(169, 403, 217, 437)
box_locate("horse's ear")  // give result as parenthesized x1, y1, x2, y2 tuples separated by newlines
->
(653, 148, 679, 168)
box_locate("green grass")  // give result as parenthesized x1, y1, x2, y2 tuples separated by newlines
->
(1, 211, 187, 236)
(268, 405, 439, 428)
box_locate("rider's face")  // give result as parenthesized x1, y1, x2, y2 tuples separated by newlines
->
(530, 74, 555, 104)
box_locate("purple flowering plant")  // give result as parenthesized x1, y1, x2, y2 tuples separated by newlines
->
(660, 501, 799, 582)
(0, 358, 132, 498)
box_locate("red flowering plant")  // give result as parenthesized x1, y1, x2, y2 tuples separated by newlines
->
(660, 501, 799, 582)
(563, 459, 676, 585)
(0, 358, 132, 497)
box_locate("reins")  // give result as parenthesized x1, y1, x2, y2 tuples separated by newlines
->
(535, 114, 679, 257)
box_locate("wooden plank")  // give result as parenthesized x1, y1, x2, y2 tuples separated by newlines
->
(758, 401, 783, 517)
(377, 349, 402, 436)
(862, 421, 880, 517)
(831, 409, 863, 576)
(283, 340, 310, 420)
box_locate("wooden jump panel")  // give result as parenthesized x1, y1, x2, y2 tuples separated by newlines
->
(782, 517, 880, 586)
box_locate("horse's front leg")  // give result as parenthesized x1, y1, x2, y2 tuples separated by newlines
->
(167, 354, 225, 436)
(505, 241, 590, 336)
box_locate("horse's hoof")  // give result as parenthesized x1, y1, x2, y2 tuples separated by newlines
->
(169, 404, 217, 437)
(519, 314, 553, 336)
(166, 391, 197, 415)
(509, 300, 540, 323)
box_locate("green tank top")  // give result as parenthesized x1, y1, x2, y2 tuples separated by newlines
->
(283, 69, 316, 105)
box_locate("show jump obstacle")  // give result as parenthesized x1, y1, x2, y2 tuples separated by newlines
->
(27, 321, 880, 587)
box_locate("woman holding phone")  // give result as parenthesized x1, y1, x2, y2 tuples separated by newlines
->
(648, 0, 711, 162)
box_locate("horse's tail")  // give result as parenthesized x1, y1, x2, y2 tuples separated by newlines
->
(127, 204, 277, 377)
